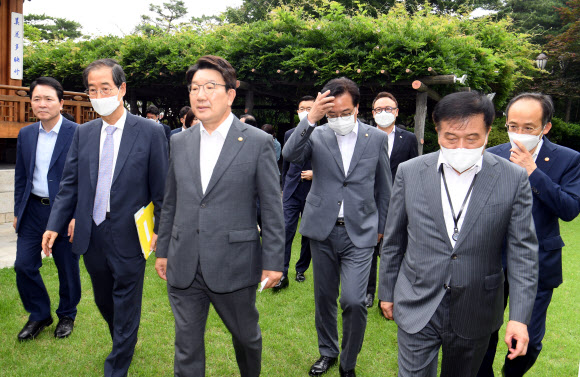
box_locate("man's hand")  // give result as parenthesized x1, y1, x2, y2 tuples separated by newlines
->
(68, 219, 75, 243)
(505, 320, 529, 360)
(510, 140, 537, 176)
(307, 90, 335, 124)
(13, 216, 17, 231)
(155, 257, 167, 281)
(150, 233, 158, 252)
(301, 170, 313, 181)
(42, 230, 59, 257)
(380, 301, 394, 320)
(377, 233, 383, 243)
(261, 270, 283, 290)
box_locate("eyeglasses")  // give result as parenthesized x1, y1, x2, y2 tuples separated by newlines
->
(373, 107, 397, 114)
(188, 82, 227, 95)
(85, 87, 118, 98)
(327, 111, 355, 121)
(505, 124, 542, 134)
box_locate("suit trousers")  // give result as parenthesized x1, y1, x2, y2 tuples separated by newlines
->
(477, 275, 553, 377)
(397, 291, 491, 377)
(283, 194, 311, 276)
(366, 242, 381, 296)
(168, 264, 261, 377)
(15, 198, 81, 322)
(83, 220, 146, 377)
(310, 225, 373, 371)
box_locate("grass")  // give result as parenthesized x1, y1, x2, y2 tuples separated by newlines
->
(0, 218, 579, 376)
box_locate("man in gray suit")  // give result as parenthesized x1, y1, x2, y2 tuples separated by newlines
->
(378, 92, 539, 377)
(283, 77, 391, 377)
(155, 55, 284, 377)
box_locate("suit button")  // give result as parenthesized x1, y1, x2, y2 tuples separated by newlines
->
(196, 229, 199, 234)
(201, 204, 206, 208)
(343, 183, 348, 187)
(451, 254, 457, 260)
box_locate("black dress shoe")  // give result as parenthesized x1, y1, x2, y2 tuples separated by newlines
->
(339, 365, 356, 377)
(272, 275, 289, 291)
(365, 293, 374, 308)
(54, 316, 75, 338)
(18, 317, 53, 341)
(308, 356, 337, 376)
(295, 271, 306, 282)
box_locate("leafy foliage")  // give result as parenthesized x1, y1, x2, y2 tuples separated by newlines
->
(135, 0, 188, 36)
(24, 14, 84, 41)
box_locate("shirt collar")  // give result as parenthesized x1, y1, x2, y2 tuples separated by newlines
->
(39, 114, 63, 134)
(532, 138, 544, 161)
(102, 109, 127, 131)
(200, 112, 234, 138)
(436, 149, 484, 175)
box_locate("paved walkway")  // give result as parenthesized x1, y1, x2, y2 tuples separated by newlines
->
(0, 222, 17, 268)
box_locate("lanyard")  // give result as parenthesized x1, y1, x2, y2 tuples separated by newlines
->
(441, 167, 478, 242)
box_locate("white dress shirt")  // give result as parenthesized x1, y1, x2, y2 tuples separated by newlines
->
(335, 122, 359, 218)
(99, 109, 127, 211)
(199, 112, 234, 194)
(386, 126, 396, 159)
(437, 151, 483, 247)
(32, 115, 63, 197)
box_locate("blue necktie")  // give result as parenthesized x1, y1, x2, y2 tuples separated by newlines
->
(93, 125, 117, 225)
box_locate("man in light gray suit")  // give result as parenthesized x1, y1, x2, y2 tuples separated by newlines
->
(283, 77, 391, 377)
(378, 92, 539, 377)
(155, 55, 284, 377)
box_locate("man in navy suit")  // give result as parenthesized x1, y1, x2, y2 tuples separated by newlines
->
(42, 59, 168, 377)
(274, 95, 315, 290)
(13, 77, 81, 341)
(169, 106, 192, 137)
(365, 92, 418, 307)
(478, 93, 580, 377)
(146, 104, 171, 141)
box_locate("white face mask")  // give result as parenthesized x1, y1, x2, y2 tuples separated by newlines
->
(440, 142, 486, 173)
(298, 111, 308, 121)
(328, 114, 356, 136)
(90, 92, 121, 117)
(374, 112, 396, 127)
(508, 131, 542, 152)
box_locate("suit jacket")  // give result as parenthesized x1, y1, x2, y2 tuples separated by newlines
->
(156, 116, 285, 292)
(14, 117, 78, 234)
(47, 112, 169, 257)
(389, 126, 418, 181)
(488, 137, 580, 289)
(170, 127, 182, 138)
(282, 127, 312, 202)
(282, 118, 391, 249)
(378, 151, 538, 339)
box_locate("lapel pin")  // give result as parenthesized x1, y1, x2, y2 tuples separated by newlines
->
(238, 137, 243, 142)
(400, 135, 403, 138)
(545, 157, 549, 161)
(365, 133, 369, 137)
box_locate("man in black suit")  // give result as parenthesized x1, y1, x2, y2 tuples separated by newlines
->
(365, 91, 418, 308)
(146, 104, 171, 141)
(274, 95, 315, 290)
(170, 106, 192, 137)
(42, 59, 168, 377)
(13, 77, 81, 341)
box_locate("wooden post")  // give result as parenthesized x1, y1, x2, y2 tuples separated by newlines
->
(412, 80, 441, 102)
(0, 0, 23, 94)
(414, 92, 428, 156)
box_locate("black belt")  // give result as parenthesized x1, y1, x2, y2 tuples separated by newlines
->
(30, 193, 50, 205)
(336, 217, 345, 226)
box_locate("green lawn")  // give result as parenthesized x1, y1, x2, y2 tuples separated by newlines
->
(0, 218, 578, 376)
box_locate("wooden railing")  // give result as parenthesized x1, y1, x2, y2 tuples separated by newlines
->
(0, 85, 98, 138)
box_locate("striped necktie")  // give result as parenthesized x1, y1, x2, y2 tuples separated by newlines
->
(93, 125, 117, 225)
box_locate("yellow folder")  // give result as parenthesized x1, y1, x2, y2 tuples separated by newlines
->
(134, 202, 155, 260)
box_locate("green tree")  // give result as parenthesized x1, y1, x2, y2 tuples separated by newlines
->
(496, 0, 568, 45)
(135, 0, 188, 35)
(24, 14, 84, 41)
